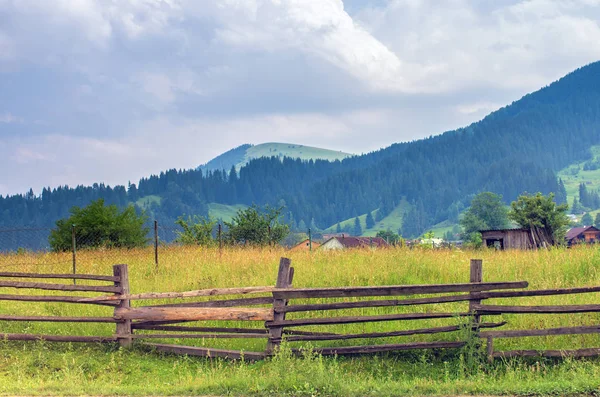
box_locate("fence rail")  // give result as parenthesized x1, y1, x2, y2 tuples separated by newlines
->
(0, 258, 599, 362)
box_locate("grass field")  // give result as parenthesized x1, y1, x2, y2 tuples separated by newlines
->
(1, 246, 600, 395)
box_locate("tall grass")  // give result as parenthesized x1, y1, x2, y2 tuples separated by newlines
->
(1, 245, 600, 395)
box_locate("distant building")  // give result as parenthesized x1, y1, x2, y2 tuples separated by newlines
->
(566, 226, 600, 246)
(320, 235, 389, 250)
(289, 239, 321, 251)
(479, 229, 535, 250)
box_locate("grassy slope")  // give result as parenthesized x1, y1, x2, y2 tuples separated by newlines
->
(207, 202, 247, 222)
(245, 142, 352, 165)
(135, 195, 161, 209)
(1, 247, 600, 395)
(557, 145, 600, 220)
(323, 200, 414, 237)
(201, 142, 352, 173)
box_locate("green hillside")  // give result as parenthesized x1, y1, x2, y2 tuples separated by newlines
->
(207, 203, 248, 223)
(558, 146, 600, 202)
(200, 142, 352, 173)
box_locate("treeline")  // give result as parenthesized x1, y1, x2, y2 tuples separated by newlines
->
(1, 61, 600, 235)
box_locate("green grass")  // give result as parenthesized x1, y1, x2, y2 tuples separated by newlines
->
(245, 143, 351, 165)
(208, 202, 248, 222)
(558, 145, 600, 203)
(2, 246, 600, 395)
(325, 200, 410, 237)
(135, 195, 161, 209)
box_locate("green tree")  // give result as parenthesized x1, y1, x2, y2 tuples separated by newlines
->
(365, 211, 375, 229)
(582, 212, 593, 226)
(224, 205, 289, 246)
(175, 215, 216, 245)
(509, 192, 570, 245)
(376, 229, 399, 244)
(49, 199, 148, 252)
(460, 192, 509, 245)
(595, 213, 600, 228)
(353, 216, 362, 236)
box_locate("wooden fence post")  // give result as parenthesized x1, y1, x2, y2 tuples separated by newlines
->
(266, 257, 294, 355)
(154, 220, 159, 268)
(71, 225, 77, 285)
(113, 264, 132, 347)
(469, 259, 483, 329)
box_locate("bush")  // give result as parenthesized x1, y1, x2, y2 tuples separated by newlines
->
(49, 199, 149, 251)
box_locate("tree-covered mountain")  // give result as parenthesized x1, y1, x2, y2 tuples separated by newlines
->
(2, 61, 600, 237)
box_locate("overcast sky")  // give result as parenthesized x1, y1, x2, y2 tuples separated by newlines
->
(1, 0, 599, 195)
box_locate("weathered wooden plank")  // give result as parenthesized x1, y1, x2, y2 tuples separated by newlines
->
(0, 333, 117, 342)
(131, 324, 270, 333)
(283, 322, 507, 342)
(116, 307, 274, 322)
(0, 294, 118, 306)
(481, 325, 600, 338)
(0, 272, 119, 282)
(0, 280, 119, 293)
(474, 304, 600, 314)
(296, 341, 466, 356)
(280, 294, 473, 313)
(492, 348, 600, 358)
(131, 333, 267, 339)
(145, 343, 266, 361)
(474, 286, 600, 300)
(0, 315, 118, 322)
(149, 297, 272, 309)
(84, 286, 276, 302)
(113, 264, 132, 348)
(266, 312, 476, 328)
(272, 281, 528, 299)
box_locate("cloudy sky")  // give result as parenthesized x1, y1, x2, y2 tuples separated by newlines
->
(1, 0, 599, 195)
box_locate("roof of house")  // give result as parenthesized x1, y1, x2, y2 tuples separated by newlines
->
(323, 236, 389, 248)
(289, 239, 321, 251)
(479, 228, 530, 233)
(566, 226, 600, 240)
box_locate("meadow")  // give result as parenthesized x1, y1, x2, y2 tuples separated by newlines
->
(1, 246, 600, 395)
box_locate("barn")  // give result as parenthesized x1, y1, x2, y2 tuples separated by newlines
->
(479, 228, 535, 250)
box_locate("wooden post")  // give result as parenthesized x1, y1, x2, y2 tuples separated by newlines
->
(71, 225, 77, 285)
(469, 259, 483, 329)
(218, 224, 223, 258)
(154, 220, 159, 267)
(113, 264, 132, 348)
(308, 228, 312, 251)
(486, 336, 494, 363)
(266, 257, 294, 355)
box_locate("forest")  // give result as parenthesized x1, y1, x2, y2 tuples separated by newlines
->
(2, 62, 600, 236)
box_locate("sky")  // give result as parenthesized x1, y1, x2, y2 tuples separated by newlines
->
(1, 0, 599, 195)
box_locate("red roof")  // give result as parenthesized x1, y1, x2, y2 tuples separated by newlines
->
(566, 226, 600, 240)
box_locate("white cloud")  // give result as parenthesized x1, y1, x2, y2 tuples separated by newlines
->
(0, 113, 21, 123)
(0, 0, 600, 194)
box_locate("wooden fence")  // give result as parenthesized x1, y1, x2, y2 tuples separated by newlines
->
(1, 258, 600, 361)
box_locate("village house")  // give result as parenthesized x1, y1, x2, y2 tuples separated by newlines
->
(320, 235, 389, 250)
(566, 226, 600, 246)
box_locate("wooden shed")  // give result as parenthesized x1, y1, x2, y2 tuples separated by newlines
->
(480, 228, 534, 250)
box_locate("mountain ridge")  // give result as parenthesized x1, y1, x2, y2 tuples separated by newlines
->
(2, 61, 600, 239)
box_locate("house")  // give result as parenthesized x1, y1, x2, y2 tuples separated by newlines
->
(566, 226, 600, 246)
(289, 239, 321, 251)
(320, 235, 389, 250)
(479, 228, 535, 250)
